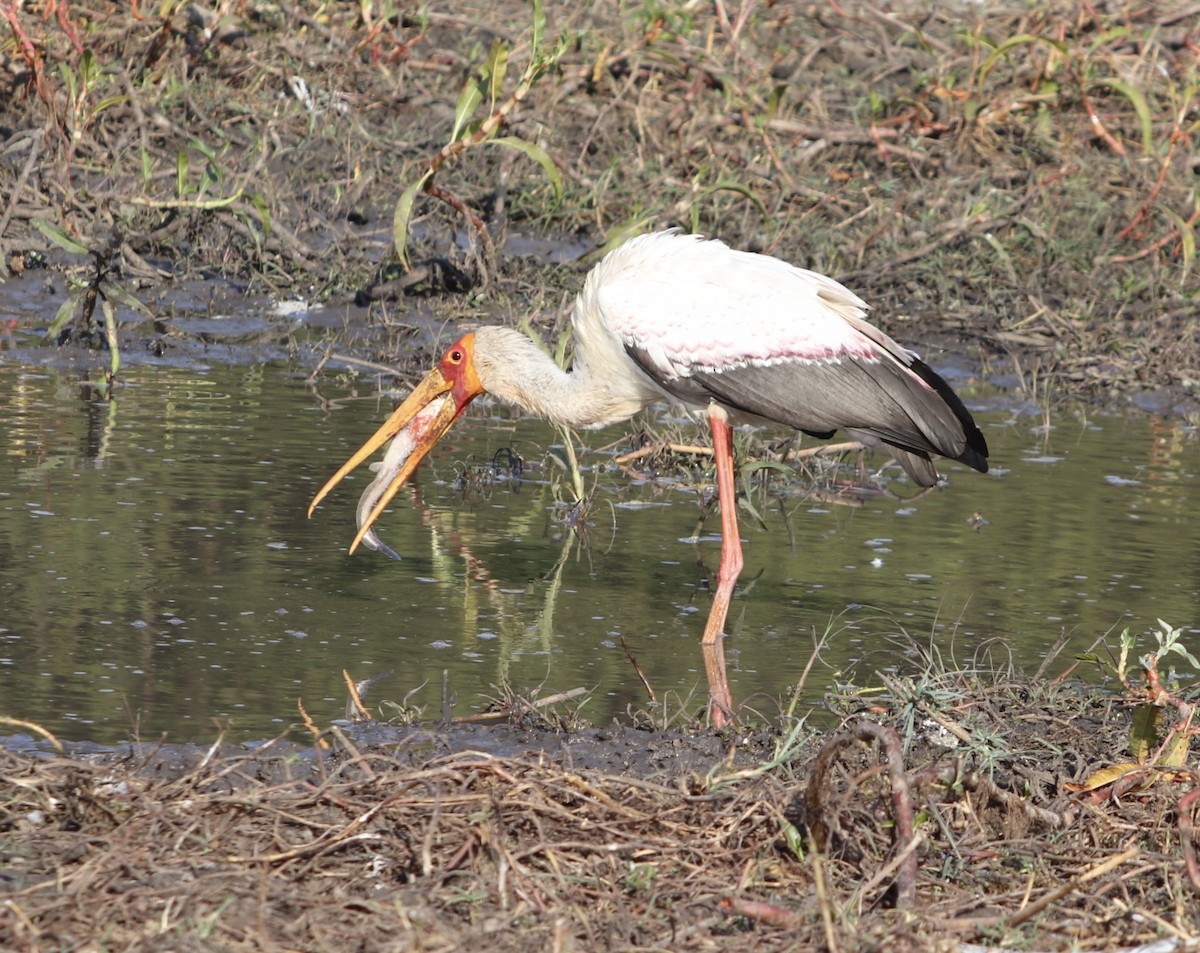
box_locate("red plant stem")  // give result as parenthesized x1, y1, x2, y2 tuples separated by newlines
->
(1107, 205, 1200, 265)
(1118, 132, 1183, 242)
(2, 1, 52, 104)
(51, 0, 84, 54)
(1178, 786, 1200, 894)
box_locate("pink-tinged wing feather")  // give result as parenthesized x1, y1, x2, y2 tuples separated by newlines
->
(583, 232, 897, 381)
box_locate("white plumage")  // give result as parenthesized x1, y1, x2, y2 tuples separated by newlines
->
(585, 231, 878, 379)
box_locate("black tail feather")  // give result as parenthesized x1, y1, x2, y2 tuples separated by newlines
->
(909, 357, 989, 474)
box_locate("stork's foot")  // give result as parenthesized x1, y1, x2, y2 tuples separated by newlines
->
(702, 639, 734, 729)
(709, 697, 734, 729)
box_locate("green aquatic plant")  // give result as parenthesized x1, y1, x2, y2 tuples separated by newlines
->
(35, 222, 155, 383)
(1075, 619, 1199, 796)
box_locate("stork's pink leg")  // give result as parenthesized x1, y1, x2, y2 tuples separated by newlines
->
(701, 405, 741, 727)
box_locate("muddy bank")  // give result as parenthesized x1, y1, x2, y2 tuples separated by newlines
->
(4, 672, 1198, 952)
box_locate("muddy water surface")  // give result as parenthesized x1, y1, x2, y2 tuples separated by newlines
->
(2, 361, 1197, 743)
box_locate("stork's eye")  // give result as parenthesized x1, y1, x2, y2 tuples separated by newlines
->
(448, 348, 464, 364)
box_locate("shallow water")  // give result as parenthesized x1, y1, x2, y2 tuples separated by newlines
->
(1, 361, 1197, 743)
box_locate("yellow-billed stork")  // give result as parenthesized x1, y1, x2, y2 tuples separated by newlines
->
(309, 231, 989, 727)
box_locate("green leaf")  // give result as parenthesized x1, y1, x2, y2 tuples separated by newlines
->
(176, 148, 189, 199)
(1129, 704, 1159, 762)
(978, 34, 1066, 87)
(740, 459, 794, 478)
(57, 62, 78, 103)
(451, 77, 484, 142)
(531, 0, 546, 58)
(79, 49, 99, 87)
(1161, 725, 1192, 767)
(33, 220, 90, 256)
(173, 192, 243, 210)
(1164, 640, 1200, 670)
(392, 169, 434, 268)
(777, 811, 806, 859)
(1096, 78, 1152, 155)
(188, 137, 218, 162)
(486, 136, 563, 203)
(553, 325, 572, 368)
(736, 491, 769, 531)
(482, 38, 509, 109)
(546, 445, 573, 472)
(101, 281, 156, 320)
(46, 295, 80, 339)
(1162, 207, 1195, 287)
(698, 179, 768, 218)
(249, 193, 271, 236)
(90, 94, 128, 120)
(762, 84, 786, 126)
(982, 232, 1018, 284)
(1088, 26, 1131, 56)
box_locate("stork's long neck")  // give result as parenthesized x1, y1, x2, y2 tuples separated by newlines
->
(472, 326, 662, 430)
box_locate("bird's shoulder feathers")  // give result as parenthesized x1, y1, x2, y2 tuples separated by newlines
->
(581, 231, 897, 382)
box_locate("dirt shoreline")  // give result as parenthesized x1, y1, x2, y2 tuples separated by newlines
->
(4, 671, 1198, 952)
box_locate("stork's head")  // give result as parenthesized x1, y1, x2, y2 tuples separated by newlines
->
(307, 332, 486, 552)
